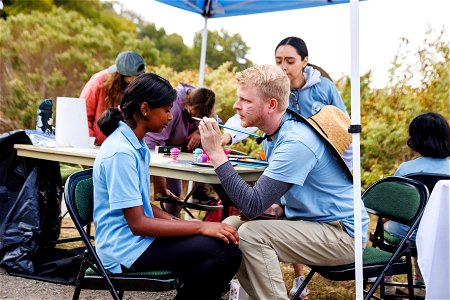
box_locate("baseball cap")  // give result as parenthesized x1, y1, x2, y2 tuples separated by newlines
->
(108, 51, 146, 76)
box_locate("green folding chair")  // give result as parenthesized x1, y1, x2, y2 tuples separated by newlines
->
(292, 176, 429, 300)
(64, 169, 176, 300)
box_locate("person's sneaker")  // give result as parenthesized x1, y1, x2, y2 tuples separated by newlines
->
(289, 276, 310, 299)
(396, 286, 426, 298)
(366, 276, 377, 283)
(384, 285, 397, 296)
(413, 279, 425, 286)
(191, 185, 218, 204)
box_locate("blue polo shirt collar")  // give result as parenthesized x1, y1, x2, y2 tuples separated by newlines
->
(117, 121, 147, 158)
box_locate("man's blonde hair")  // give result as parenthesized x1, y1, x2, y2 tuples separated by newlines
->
(235, 64, 290, 112)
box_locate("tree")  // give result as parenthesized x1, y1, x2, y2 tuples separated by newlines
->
(139, 23, 197, 71)
(0, 7, 158, 129)
(193, 29, 253, 70)
(1, 0, 53, 16)
(336, 26, 449, 187)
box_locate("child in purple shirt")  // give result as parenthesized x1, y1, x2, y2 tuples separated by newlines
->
(144, 83, 217, 216)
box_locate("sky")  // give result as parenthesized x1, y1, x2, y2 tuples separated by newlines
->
(110, 0, 449, 89)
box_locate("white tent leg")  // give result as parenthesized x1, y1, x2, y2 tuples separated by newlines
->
(187, 17, 209, 209)
(198, 17, 208, 87)
(350, 0, 363, 299)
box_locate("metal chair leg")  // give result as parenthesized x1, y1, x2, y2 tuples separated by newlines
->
(292, 270, 315, 300)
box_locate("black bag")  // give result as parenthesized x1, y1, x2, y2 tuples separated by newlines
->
(6, 247, 84, 285)
(0, 130, 77, 284)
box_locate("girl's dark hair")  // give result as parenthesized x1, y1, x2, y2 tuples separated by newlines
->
(407, 112, 450, 158)
(185, 87, 216, 118)
(104, 72, 124, 108)
(275, 36, 308, 60)
(97, 73, 177, 137)
(307, 63, 332, 81)
(275, 36, 331, 79)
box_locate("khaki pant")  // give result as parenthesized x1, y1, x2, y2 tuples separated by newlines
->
(223, 216, 355, 300)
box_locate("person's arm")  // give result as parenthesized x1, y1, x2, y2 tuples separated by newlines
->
(342, 143, 353, 171)
(199, 117, 292, 218)
(323, 77, 348, 113)
(221, 114, 258, 146)
(187, 128, 201, 151)
(152, 175, 180, 199)
(215, 163, 292, 219)
(80, 76, 100, 137)
(122, 206, 239, 244)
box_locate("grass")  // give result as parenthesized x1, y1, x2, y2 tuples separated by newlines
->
(58, 217, 359, 299)
(57, 183, 414, 299)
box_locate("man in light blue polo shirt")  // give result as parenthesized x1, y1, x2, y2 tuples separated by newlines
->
(198, 64, 369, 300)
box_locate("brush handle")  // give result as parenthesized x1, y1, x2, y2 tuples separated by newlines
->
(192, 117, 261, 138)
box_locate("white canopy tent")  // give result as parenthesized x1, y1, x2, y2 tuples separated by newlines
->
(155, 0, 364, 298)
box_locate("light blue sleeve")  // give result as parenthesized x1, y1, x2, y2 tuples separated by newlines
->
(323, 78, 348, 113)
(223, 114, 258, 144)
(103, 152, 143, 210)
(263, 140, 317, 186)
(394, 162, 409, 176)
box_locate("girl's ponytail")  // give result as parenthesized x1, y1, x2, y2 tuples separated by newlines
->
(97, 106, 122, 137)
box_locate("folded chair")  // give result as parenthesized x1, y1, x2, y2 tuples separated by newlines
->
(292, 176, 429, 300)
(64, 169, 176, 300)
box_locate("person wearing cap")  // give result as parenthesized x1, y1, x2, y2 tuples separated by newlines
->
(80, 50, 146, 145)
(198, 64, 369, 300)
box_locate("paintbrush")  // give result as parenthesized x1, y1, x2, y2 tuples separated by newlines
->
(192, 117, 261, 138)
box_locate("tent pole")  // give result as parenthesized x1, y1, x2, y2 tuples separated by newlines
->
(350, 0, 363, 299)
(188, 15, 209, 211)
(198, 17, 208, 87)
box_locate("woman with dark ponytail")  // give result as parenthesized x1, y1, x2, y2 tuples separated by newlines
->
(93, 73, 241, 300)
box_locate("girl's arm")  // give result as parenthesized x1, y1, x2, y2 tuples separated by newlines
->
(122, 206, 239, 244)
(80, 77, 100, 137)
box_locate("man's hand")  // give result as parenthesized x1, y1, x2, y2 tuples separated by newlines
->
(187, 129, 201, 151)
(238, 204, 284, 221)
(264, 204, 284, 218)
(220, 133, 232, 147)
(198, 117, 228, 167)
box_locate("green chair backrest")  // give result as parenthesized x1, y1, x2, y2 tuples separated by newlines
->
(74, 177, 93, 226)
(363, 177, 426, 226)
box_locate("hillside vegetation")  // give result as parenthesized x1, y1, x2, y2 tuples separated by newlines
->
(0, 2, 448, 187)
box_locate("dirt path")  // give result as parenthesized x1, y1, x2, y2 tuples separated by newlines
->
(0, 266, 176, 300)
(0, 215, 177, 300)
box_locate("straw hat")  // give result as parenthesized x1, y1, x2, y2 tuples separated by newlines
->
(287, 106, 352, 178)
(307, 105, 352, 156)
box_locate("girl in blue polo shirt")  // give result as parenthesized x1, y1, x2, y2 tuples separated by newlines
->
(383, 112, 450, 293)
(93, 73, 241, 300)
